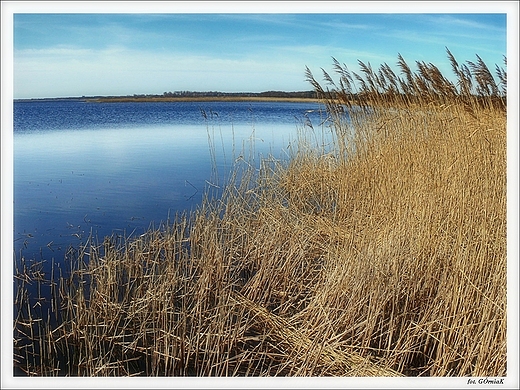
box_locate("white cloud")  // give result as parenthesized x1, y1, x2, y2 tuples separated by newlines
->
(424, 14, 505, 33)
(14, 46, 315, 98)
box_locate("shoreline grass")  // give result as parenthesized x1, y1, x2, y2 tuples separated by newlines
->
(13, 50, 507, 377)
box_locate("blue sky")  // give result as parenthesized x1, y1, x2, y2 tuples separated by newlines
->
(3, 2, 515, 99)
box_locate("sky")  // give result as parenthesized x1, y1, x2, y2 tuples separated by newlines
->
(2, 2, 515, 99)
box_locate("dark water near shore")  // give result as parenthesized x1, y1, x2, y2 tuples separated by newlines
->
(13, 100, 328, 264)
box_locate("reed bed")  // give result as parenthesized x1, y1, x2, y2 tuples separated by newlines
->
(13, 49, 506, 377)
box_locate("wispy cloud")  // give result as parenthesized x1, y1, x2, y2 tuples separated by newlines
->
(379, 14, 506, 49)
(422, 14, 506, 33)
(13, 45, 315, 98)
(10, 12, 509, 98)
(378, 27, 506, 58)
(279, 44, 394, 64)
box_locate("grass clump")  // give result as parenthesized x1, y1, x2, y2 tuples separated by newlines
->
(14, 48, 506, 377)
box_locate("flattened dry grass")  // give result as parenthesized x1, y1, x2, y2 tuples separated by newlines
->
(14, 50, 506, 377)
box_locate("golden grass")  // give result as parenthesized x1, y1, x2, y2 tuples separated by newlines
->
(14, 51, 506, 377)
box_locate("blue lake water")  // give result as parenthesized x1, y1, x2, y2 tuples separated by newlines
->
(13, 100, 328, 263)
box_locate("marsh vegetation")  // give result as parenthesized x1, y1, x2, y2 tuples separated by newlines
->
(14, 49, 507, 377)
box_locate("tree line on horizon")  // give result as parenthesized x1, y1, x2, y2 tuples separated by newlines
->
(15, 90, 318, 101)
(159, 90, 317, 98)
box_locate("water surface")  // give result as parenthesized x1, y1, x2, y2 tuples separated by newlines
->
(13, 100, 328, 262)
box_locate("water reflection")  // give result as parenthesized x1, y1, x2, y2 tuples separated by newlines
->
(13, 122, 301, 261)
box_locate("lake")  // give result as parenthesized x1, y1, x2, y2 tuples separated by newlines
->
(13, 100, 329, 264)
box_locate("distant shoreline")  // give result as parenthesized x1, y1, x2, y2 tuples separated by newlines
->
(15, 96, 320, 103)
(15, 91, 322, 104)
(90, 96, 321, 103)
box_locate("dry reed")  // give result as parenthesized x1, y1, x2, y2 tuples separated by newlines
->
(14, 49, 506, 377)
